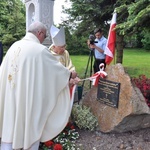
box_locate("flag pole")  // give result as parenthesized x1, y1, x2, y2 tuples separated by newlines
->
(113, 48, 116, 65)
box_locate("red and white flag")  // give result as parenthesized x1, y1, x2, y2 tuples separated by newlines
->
(105, 11, 117, 65)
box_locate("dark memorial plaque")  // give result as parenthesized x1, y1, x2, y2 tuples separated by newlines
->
(97, 78, 120, 108)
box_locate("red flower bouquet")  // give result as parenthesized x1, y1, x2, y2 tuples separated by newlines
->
(132, 75, 150, 107)
(53, 144, 63, 150)
(44, 140, 54, 147)
(39, 122, 79, 150)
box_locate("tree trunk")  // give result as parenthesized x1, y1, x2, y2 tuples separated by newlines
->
(116, 34, 124, 64)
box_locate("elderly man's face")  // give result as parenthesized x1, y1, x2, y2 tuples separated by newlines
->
(37, 29, 47, 43)
(54, 45, 66, 54)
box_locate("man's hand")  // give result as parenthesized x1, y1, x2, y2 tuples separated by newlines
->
(69, 77, 80, 87)
(71, 71, 77, 79)
(89, 44, 95, 49)
(87, 39, 96, 49)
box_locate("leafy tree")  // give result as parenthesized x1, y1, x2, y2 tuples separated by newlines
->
(62, 0, 127, 61)
(0, 0, 26, 53)
(141, 29, 150, 50)
(62, 0, 117, 35)
(115, 0, 150, 62)
(65, 27, 89, 55)
(61, 0, 117, 56)
(61, 0, 150, 63)
(116, 0, 150, 35)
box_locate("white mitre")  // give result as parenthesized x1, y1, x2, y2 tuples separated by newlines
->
(50, 25, 66, 46)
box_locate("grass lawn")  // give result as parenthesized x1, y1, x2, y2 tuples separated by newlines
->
(122, 49, 150, 78)
(70, 48, 150, 79)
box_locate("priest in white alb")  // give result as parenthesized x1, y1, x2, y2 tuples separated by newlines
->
(0, 21, 77, 150)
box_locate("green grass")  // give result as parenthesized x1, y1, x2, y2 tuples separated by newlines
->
(70, 48, 150, 78)
(71, 55, 94, 79)
(123, 49, 150, 78)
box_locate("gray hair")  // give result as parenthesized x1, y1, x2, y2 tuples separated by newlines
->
(28, 21, 47, 35)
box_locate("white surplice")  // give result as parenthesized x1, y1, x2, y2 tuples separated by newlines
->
(50, 49, 75, 71)
(0, 33, 71, 149)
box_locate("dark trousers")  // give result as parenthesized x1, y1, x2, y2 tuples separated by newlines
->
(93, 59, 106, 73)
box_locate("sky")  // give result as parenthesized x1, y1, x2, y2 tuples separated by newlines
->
(53, 0, 71, 25)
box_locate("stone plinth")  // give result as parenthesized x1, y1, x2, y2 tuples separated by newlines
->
(24, 0, 54, 46)
(82, 63, 150, 133)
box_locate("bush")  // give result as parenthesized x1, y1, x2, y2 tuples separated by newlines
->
(141, 30, 150, 50)
(132, 75, 150, 107)
(71, 104, 98, 131)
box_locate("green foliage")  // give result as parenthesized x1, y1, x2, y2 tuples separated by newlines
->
(61, 0, 116, 55)
(67, 35, 89, 55)
(2, 34, 17, 46)
(71, 104, 98, 131)
(116, 0, 150, 35)
(53, 129, 79, 149)
(0, 0, 26, 53)
(141, 29, 150, 50)
(59, 0, 150, 65)
(124, 32, 144, 48)
(63, 0, 116, 35)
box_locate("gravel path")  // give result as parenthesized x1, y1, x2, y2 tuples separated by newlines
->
(76, 128, 150, 150)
